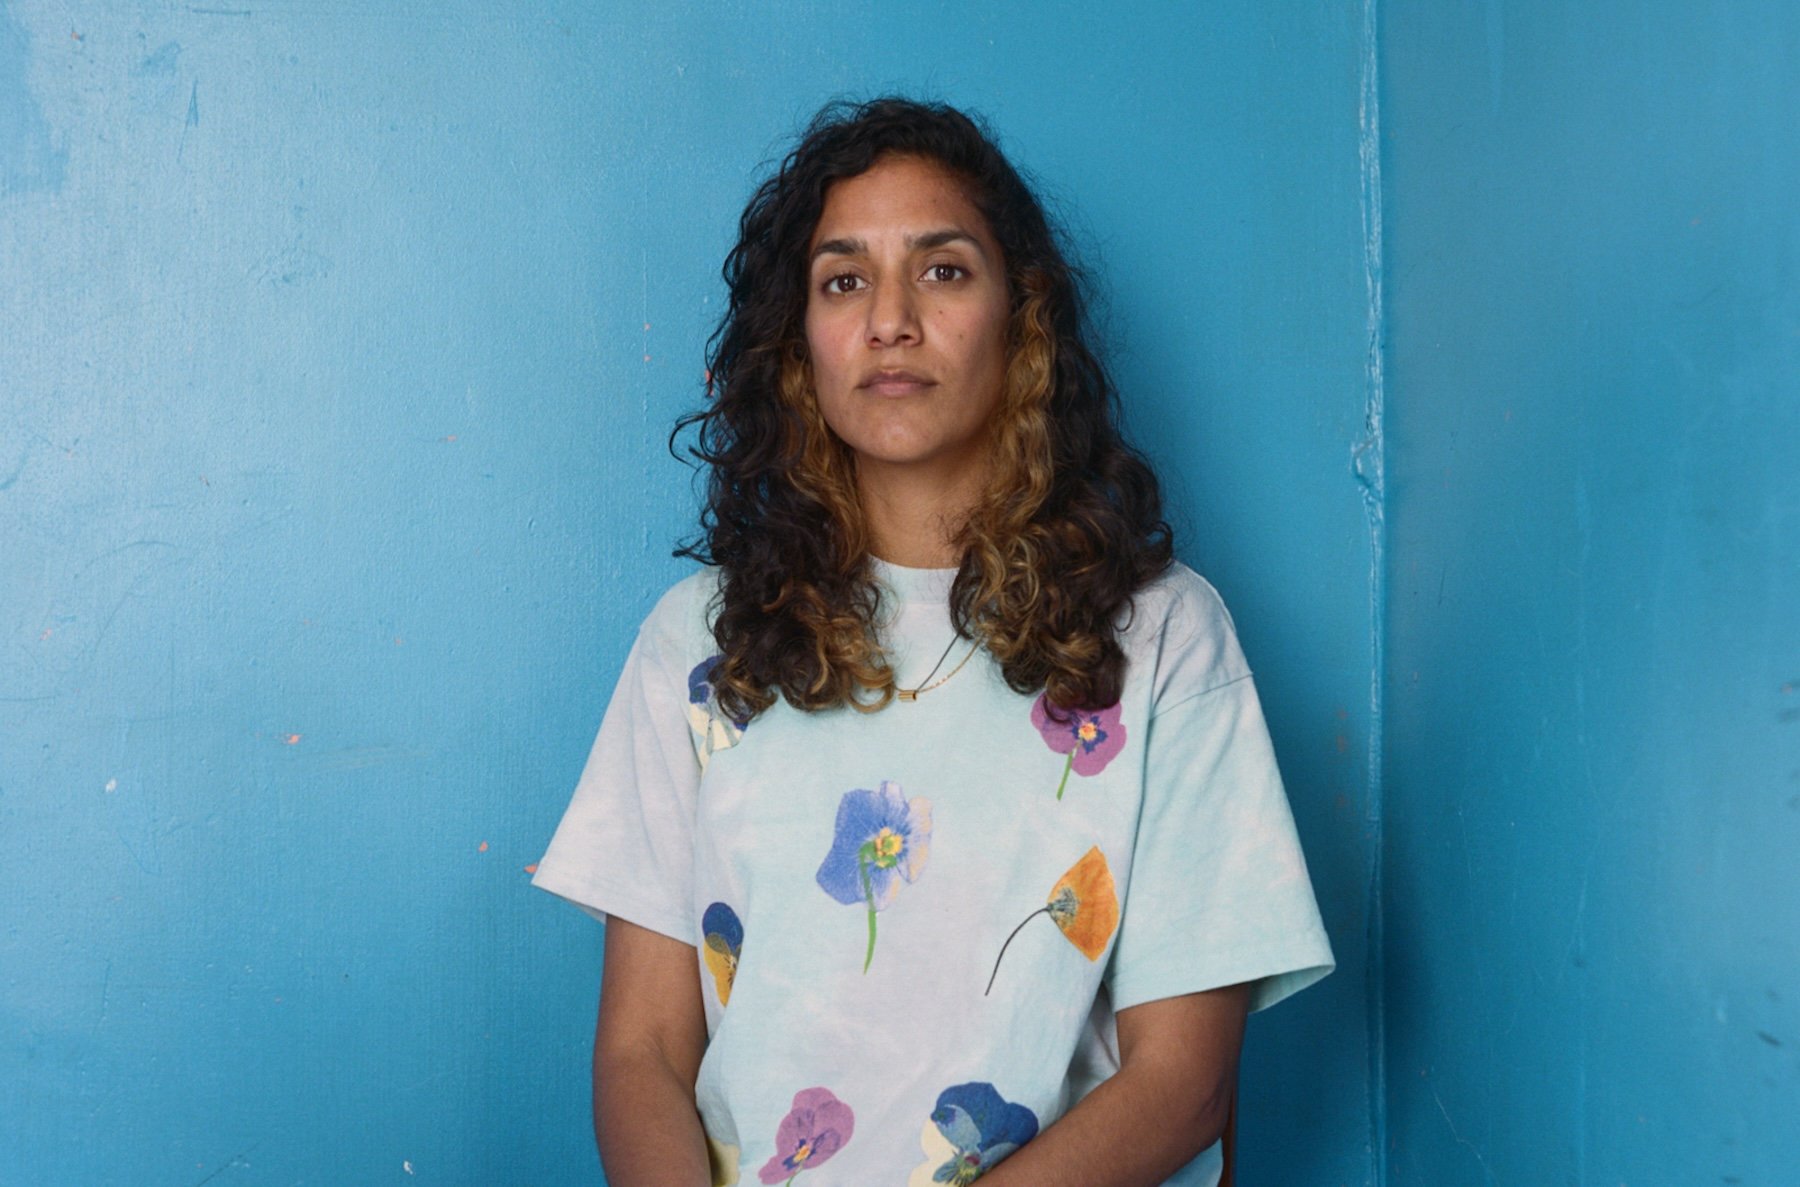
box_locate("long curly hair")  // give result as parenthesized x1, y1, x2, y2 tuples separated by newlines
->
(674, 97, 1172, 722)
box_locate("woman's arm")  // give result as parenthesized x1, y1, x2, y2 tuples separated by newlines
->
(977, 981, 1252, 1187)
(593, 916, 713, 1187)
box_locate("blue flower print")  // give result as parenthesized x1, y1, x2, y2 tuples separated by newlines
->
(815, 780, 933, 973)
(907, 1082, 1039, 1186)
(687, 655, 722, 707)
(687, 655, 748, 770)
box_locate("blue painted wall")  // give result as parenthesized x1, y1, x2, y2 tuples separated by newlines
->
(1381, 1, 1800, 1183)
(2, 2, 1378, 1183)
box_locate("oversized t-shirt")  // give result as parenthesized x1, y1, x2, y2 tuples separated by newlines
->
(534, 558, 1334, 1187)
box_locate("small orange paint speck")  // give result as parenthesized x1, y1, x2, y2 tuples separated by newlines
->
(394, 636, 404, 646)
(643, 354, 652, 362)
(478, 840, 489, 853)
(71, 30, 83, 41)
(441, 434, 458, 443)
(524, 863, 539, 874)
(284, 733, 302, 745)
(39, 628, 52, 641)
(643, 322, 651, 331)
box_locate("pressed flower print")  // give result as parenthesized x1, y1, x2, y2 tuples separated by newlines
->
(708, 1133, 741, 1186)
(702, 901, 744, 1006)
(815, 780, 933, 973)
(757, 1087, 854, 1184)
(688, 655, 748, 770)
(985, 847, 1120, 994)
(907, 1082, 1040, 1186)
(1029, 696, 1126, 799)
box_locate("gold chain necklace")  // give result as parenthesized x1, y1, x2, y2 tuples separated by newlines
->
(896, 632, 982, 702)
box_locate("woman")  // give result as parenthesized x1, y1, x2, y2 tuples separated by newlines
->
(534, 97, 1333, 1187)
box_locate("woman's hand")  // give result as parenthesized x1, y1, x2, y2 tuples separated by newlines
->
(593, 916, 714, 1187)
(977, 981, 1252, 1187)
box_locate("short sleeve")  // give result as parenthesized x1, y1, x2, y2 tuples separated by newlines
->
(1105, 580, 1335, 1013)
(530, 577, 706, 945)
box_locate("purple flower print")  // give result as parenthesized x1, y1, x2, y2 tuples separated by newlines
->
(1030, 696, 1127, 800)
(757, 1087, 855, 1185)
(816, 780, 933, 972)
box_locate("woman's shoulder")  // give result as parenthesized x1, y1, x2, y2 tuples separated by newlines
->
(634, 565, 723, 661)
(1122, 560, 1253, 707)
(1124, 560, 1238, 643)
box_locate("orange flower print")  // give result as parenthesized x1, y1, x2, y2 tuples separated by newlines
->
(1046, 847, 1119, 959)
(985, 847, 1121, 995)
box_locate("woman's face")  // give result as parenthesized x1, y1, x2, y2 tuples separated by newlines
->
(803, 154, 1011, 486)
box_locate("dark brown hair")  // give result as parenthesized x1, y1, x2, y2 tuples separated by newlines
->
(674, 97, 1172, 721)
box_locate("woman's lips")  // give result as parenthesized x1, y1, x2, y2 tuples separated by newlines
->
(860, 370, 935, 395)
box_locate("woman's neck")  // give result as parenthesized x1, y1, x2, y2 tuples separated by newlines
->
(857, 457, 985, 569)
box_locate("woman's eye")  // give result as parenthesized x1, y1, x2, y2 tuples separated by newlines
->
(925, 263, 967, 282)
(824, 273, 866, 294)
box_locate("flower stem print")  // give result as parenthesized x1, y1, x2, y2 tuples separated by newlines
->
(816, 780, 933, 973)
(757, 1087, 854, 1185)
(1029, 696, 1126, 800)
(985, 847, 1120, 995)
(984, 907, 1052, 996)
(856, 849, 878, 973)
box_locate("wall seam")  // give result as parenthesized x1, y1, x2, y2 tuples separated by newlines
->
(1353, 0, 1389, 1183)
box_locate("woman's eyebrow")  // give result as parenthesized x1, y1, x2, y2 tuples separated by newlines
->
(812, 236, 866, 261)
(906, 227, 984, 254)
(810, 227, 986, 263)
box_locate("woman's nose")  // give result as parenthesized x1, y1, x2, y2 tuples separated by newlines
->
(865, 278, 921, 347)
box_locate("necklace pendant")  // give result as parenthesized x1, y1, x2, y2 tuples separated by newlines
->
(897, 689, 918, 703)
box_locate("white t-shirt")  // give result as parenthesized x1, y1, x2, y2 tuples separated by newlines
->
(534, 559, 1333, 1187)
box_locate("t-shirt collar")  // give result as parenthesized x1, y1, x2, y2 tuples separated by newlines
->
(870, 555, 958, 606)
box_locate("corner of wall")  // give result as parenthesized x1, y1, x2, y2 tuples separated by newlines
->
(1353, 0, 1389, 1182)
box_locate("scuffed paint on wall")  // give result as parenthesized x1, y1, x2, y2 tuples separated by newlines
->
(0, 9, 67, 194)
